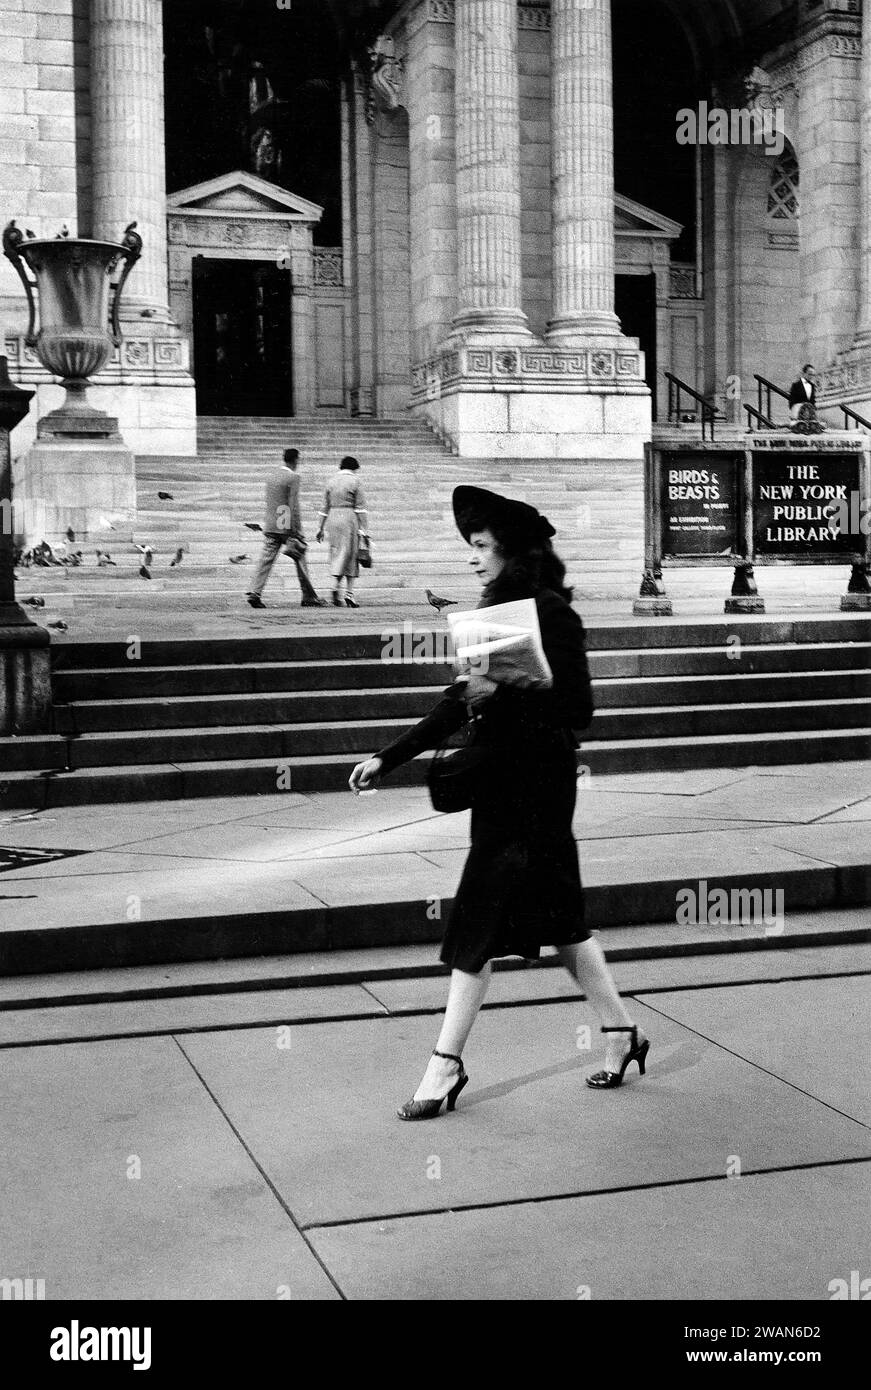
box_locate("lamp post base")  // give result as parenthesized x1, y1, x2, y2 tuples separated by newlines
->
(0, 621, 51, 735)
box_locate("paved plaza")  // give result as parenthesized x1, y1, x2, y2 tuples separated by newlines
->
(1, 760, 869, 1300)
(1, 941, 868, 1300)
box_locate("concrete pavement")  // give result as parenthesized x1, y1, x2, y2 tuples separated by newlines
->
(1, 760, 870, 972)
(0, 948, 868, 1299)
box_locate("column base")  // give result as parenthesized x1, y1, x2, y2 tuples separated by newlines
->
(412, 340, 651, 459)
(546, 313, 624, 345)
(447, 308, 535, 347)
(0, 620, 51, 735)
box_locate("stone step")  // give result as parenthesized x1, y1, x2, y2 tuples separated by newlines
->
(50, 698, 871, 766)
(4, 726, 871, 808)
(46, 618, 871, 667)
(2, 914, 867, 1005)
(52, 673, 871, 731)
(1, 860, 867, 976)
(50, 656, 871, 703)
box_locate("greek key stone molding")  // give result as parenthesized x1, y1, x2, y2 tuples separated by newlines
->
(4, 334, 188, 378)
(411, 344, 646, 401)
(313, 248, 344, 287)
(427, 0, 551, 27)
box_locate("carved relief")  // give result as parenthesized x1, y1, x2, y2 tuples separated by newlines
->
(124, 341, 150, 366)
(366, 34, 405, 123)
(313, 248, 344, 287)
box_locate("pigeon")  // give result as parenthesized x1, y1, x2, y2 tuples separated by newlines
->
(133, 543, 154, 567)
(98, 515, 117, 531)
(33, 540, 62, 567)
(426, 588, 458, 612)
(47, 619, 68, 631)
(157, 491, 174, 501)
(244, 522, 262, 532)
(25, 229, 36, 239)
(66, 526, 76, 543)
(170, 546, 185, 567)
(96, 550, 116, 567)
(57, 224, 70, 238)
(229, 554, 249, 565)
(138, 565, 152, 580)
(22, 596, 45, 608)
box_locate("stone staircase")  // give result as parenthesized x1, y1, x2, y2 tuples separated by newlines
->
(14, 415, 645, 612)
(1, 616, 869, 808)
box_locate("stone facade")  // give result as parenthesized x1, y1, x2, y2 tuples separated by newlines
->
(2, 0, 871, 458)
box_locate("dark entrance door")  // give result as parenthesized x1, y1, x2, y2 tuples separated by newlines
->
(192, 258, 293, 416)
(615, 273, 657, 420)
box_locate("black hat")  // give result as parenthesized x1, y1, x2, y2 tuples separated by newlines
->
(452, 486, 556, 544)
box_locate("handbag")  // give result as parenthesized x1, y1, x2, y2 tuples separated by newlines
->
(282, 534, 307, 561)
(427, 716, 487, 813)
(358, 533, 372, 569)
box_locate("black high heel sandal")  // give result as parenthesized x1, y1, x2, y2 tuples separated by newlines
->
(331, 590, 342, 607)
(586, 1025, 650, 1089)
(397, 1050, 468, 1120)
(344, 594, 359, 608)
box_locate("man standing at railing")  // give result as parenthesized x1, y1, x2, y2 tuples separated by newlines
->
(788, 364, 817, 420)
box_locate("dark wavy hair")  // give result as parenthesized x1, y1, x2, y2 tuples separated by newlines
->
(464, 512, 574, 604)
(340, 455, 360, 471)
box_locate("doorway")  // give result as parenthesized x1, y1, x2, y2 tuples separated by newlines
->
(616, 273, 658, 420)
(192, 258, 293, 416)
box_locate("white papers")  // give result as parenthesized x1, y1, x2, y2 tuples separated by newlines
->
(447, 598, 553, 689)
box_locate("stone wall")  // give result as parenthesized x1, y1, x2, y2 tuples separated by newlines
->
(0, 0, 86, 330)
(371, 109, 412, 416)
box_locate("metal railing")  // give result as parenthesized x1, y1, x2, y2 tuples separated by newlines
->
(745, 403, 776, 432)
(665, 371, 719, 441)
(755, 374, 790, 426)
(840, 403, 871, 433)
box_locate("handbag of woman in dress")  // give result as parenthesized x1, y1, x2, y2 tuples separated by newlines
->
(427, 713, 486, 813)
(357, 533, 372, 569)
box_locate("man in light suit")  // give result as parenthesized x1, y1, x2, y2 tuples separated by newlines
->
(788, 364, 817, 419)
(246, 449, 326, 608)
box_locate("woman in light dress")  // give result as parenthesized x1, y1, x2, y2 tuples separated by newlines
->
(315, 456, 369, 608)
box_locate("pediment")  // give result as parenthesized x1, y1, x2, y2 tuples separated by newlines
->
(615, 193, 683, 240)
(167, 172, 323, 223)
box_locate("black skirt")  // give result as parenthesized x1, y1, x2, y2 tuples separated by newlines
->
(439, 732, 590, 974)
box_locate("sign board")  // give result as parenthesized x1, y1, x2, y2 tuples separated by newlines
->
(660, 452, 740, 559)
(753, 451, 862, 560)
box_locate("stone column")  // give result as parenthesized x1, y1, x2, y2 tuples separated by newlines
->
(451, 0, 529, 339)
(547, 0, 621, 342)
(290, 229, 317, 415)
(797, 17, 861, 368)
(857, 0, 871, 342)
(90, 0, 170, 320)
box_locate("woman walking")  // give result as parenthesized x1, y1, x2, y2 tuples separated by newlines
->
(316, 456, 369, 608)
(349, 486, 650, 1119)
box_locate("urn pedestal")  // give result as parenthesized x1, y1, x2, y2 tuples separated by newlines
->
(3, 222, 142, 545)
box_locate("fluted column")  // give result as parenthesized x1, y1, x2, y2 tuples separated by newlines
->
(547, 0, 621, 342)
(90, 0, 170, 319)
(858, 0, 871, 341)
(451, 0, 530, 339)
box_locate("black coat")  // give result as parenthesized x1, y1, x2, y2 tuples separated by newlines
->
(788, 377, 816, 409)
(377, 585, 594, 971)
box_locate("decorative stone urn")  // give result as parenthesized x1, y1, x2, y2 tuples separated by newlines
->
(2, 220, 143, 543)
(3, 220, 141, 436)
